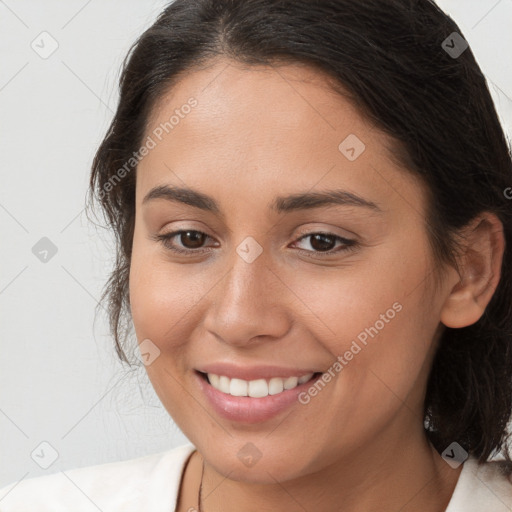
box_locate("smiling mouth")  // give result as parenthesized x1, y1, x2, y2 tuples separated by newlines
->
(197, 370, 322, 398)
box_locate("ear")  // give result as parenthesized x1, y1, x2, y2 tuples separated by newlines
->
(440, 212, 505, 329)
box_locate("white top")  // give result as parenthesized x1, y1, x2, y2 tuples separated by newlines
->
(1, 443, 511, 511)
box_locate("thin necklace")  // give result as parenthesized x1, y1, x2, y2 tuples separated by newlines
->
(197, 456, 205, 512)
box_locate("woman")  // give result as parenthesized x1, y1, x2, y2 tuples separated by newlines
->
(1, 0, 512, 510)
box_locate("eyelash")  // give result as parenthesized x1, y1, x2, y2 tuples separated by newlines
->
(152, 229, 359, 259)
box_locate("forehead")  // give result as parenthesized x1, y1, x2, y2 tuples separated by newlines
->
(145, 59, 372, 150)
(137, 58, 426, 219)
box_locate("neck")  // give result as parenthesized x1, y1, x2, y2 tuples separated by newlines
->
(198, 421, 462, 512)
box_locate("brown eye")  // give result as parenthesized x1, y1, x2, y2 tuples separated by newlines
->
(308, 233, 337, 252)
(154, 229, 213, 254)
(178, 230, 207, 249)
(292, 232, 359, 258)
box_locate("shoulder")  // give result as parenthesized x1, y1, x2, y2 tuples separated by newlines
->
(446, 456, 512, 511)
(0, 442, 196, 512)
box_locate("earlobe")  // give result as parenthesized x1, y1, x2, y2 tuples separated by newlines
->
(440, 212, 505, 329)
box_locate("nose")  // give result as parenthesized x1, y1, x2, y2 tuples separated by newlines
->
(201, 246, 292, 347)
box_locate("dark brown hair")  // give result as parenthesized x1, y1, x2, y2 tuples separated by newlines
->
(87, 0, 512, 464)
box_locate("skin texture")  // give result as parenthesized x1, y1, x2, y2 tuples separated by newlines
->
(128, 57, 505, 512)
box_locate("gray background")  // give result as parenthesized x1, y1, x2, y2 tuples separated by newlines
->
(1, 0, 511, 490)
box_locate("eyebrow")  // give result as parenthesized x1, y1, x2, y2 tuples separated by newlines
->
(142, 184, 383, 214)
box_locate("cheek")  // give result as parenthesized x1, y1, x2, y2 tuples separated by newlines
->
(128, 241, 205, 423)
(129, 227, 183, 333)
(128, 235, 218, 357)
(296, 241, 435, 392)
(286, 255, 436, 454)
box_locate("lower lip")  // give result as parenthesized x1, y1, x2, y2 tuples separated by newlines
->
(195, 371, 322, 424)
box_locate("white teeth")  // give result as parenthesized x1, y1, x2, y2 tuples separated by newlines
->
(206, 372, 315, 397)
(268, 377, 284, 395)
(208, 374, 220, 388)
(298, 374, 312, 384)
(249, 379, 268, 398)
(219, 375, 230, 394)
(284, 376, 298, 389)
(229, 378, 247, 396)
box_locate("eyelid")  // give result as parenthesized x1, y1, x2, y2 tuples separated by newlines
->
(290, 232, 359, 258)
(152, 227, 359, 259)
(151, 229, 217, 254)
(293, 223, 358, 240)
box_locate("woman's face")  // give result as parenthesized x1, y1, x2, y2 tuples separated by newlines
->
(129, 58, 452, 482)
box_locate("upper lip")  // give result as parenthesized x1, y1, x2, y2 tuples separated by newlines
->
(196, 363, 320, 381)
